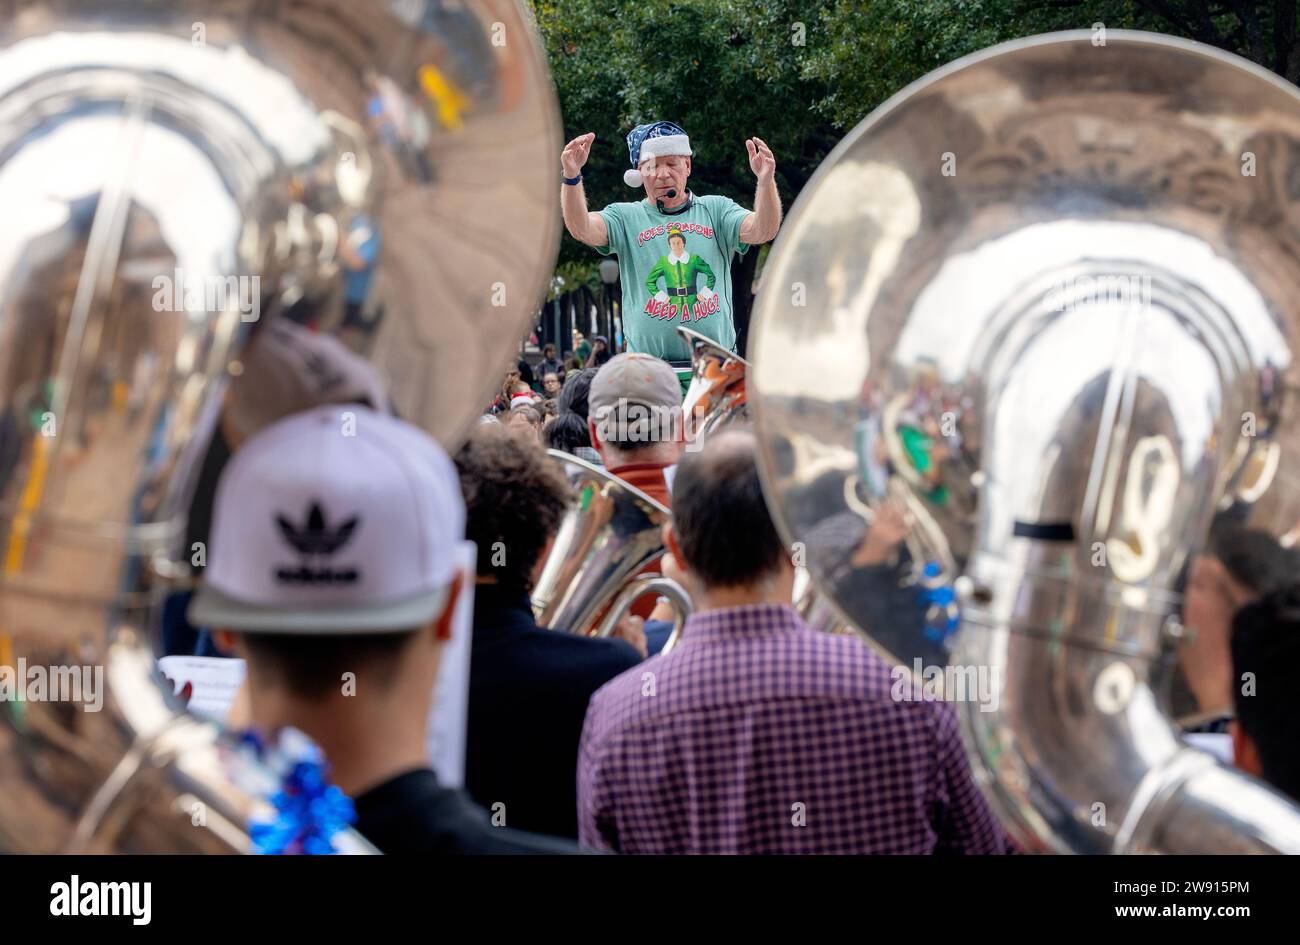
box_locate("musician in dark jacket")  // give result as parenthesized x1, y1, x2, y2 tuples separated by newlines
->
(190, 406, 575, 855)
(455, 426, 643, 839)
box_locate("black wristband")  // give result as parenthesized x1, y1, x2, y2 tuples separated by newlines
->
(562, 172, 583, 186)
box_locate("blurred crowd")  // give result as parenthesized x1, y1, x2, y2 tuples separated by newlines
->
(482, 329, 615, 467)
(165, 335, 1300, 857)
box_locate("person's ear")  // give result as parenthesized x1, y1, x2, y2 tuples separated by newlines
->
(778, 547, 797, 573)
(531, 535, 557, 589)
(431, 568, 464, 643)
(588, 417, 602, 449)
(211, 628, 243, 656)
(1225, 573, 1256, 610)
(1231, 719, 1263, 777)
(664, 523, 687, 572)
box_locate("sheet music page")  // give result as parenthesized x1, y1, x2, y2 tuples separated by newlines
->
(157, 655, 246, 720)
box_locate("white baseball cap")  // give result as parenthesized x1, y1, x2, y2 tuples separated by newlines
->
(188, 404, 464, 634)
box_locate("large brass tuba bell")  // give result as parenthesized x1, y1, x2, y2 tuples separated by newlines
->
(0, 0, 560, 852)
(750, 30, 1300, 853)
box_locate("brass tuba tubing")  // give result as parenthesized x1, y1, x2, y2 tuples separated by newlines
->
(594, 575, 693, 653)
(533, 450, 675, 637)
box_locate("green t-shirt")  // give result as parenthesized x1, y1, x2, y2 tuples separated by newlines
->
(596, 194, 750, 362)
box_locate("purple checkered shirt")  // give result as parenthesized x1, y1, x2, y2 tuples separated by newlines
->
(577, 603, 1009, 854)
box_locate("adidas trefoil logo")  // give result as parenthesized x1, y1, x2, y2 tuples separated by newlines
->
(274, 501, 361, 585)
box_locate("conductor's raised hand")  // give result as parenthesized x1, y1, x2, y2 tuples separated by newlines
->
(562, 132, 596, 177)
(745, 136, 776, 183)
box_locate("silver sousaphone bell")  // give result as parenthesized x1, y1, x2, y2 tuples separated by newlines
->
(751, 30, 1300, 853)
(533, 451, 691, 651)
(0, 0, 561, 853)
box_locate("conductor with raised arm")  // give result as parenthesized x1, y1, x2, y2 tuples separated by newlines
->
(560, 122, 781, 375)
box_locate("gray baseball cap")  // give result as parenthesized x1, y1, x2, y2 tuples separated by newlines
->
(589, 352, 681, 416)
(588, 353, 683, 445)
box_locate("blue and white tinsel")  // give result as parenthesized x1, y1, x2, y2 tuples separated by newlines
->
(233, 727, 356, 855)
(919, 562, 961, 646)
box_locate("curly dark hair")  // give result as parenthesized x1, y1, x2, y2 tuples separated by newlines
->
(454, 425, 571, 592)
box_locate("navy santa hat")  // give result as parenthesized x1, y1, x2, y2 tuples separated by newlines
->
(623, 120, 692, 187)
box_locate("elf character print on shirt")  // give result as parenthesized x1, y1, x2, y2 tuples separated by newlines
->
(642, 226, 721, 323)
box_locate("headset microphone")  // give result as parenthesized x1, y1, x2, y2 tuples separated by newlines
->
(656, 188, 680, 213)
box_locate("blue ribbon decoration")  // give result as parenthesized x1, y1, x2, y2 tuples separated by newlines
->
(919, 562, 961, 645)
(236, 728, 357, 855)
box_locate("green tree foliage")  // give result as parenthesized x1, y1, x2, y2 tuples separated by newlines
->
(1078, 2, 1299, 81)
(534, 0, 1296, 302)
(800, 1, 1163, 129)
